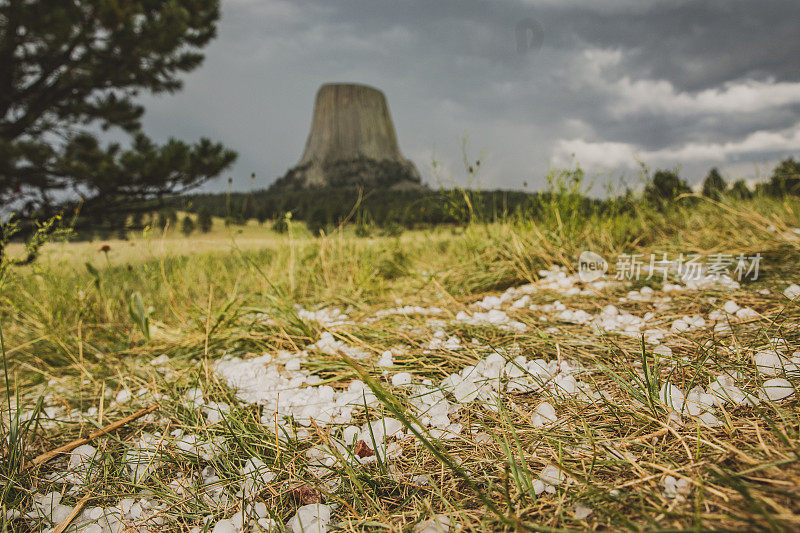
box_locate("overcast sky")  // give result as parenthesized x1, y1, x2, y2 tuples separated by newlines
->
(138, 0, 800, 194)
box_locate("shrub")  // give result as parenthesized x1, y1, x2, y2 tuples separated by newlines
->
(197, 209, 213, 233)
(701, 168, 727, 199)
(181, 215, 195, 236)
(644, 169, 692, 203)
(768, 158, 800, 195)
(272, 212, 290, 234)
(306, 207, 328, 236)
(375, 246, 409, 279)
(729, 179, 753, 200)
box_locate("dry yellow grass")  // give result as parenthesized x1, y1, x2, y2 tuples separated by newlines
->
(1, 196, 799, 532)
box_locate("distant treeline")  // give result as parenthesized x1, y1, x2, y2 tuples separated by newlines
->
(177, 187, 609, 231)
(173, 158, 800, 234)
(10, 157, 800, 241)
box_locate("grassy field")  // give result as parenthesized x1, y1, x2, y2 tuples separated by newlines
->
(2, 195, 800, 532)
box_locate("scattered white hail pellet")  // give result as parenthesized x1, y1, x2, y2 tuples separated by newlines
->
(391, 372, 413, 387)
(297, 307, 350, 327)
(671, 315, 706, 333)
(454, 309, 526, 332)
(723, 300, 740, 314)
(408, 384, 458, 428)
(211, 518, 238, 533)
(424, 330, 461, 350)
(661, 475, 691, 499)
(183, 387, 205, 409)
(736, 307, 758, 319)
(411, 474, 432, 486)
(710, 301, 758, 324)
(203, 401, 230, 424)
(287, 504, 331, 533)
(413, 514, 451, 533)
(26, 492, 73, 524)
(533, 300, 567, 313)
(585, 305, 663, 343)
(472, 283, 540, 312)
(377, 350, 394, 367)
(624, 286, 655, 301)
(534, 465, 568, 495)
(374, 305, 443, 318)
(173, 431, 226, 461)
(512, 295, 532, 308)
(114, 389, 132, 404)
(783, 284, 800, 300)
(341, 425, 359, 445)
(474, 432, 492, 444)
(659, 383, 685, 412)
(215, 352, 380, 429)
(354, 418, 404, 461)
(124, 432, 161, 482)
(574, 502, 593, 519)
(696, 411, 723, 428)
(683, 274, 740, 291)
(310, 332, 369, 359)
(760, 378, 794, 401)
(556, 308, 593, 325)
(684, 386, 716, 416)
(653, 345, 672, 357)
(240, 457, 276, 497)
(475, 294, 503, 310)
(201, 465, 230, 508)
(753, 351, 798, 376)
(431, 423, 464, 439)
(68, 443, 97, 472)
(708, 375, 756, 406)
(531, 402, 558, 427)
(150, 354, 170, 366)
(538, 266, 614, 295)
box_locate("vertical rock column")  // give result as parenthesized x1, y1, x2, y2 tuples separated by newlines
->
(276, 83, 422, 189)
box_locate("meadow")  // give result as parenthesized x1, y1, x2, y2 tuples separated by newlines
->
(2, 193, 800, 532)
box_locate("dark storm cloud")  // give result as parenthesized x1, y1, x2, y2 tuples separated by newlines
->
(137, 0, 800, 192)
(552, 0, 800, 90)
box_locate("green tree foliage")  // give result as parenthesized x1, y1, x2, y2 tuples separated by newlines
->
(130, 211, 144, 229)
(181, 188, 612, 230)
(180, 214, 195, 236)
(272, 212, 290, 234)
(0, 213, 69, 274)
(644, 169, 692, 203)
(306, 206, 329, 236)
(768, 158, 800, 195)
(0, 0, 237, 219)
(729, 179, 753, 200)
(155, 209, 177, 230)
(197, 208, 213, 233)
(701, 167, 727, 198)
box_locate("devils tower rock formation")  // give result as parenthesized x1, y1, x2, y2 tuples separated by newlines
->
(273, 83, 423, 190)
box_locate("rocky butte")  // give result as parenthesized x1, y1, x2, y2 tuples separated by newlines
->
(272, 83, 424, 191)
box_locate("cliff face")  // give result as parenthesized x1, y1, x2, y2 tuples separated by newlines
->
(273, 83, 423, 190)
